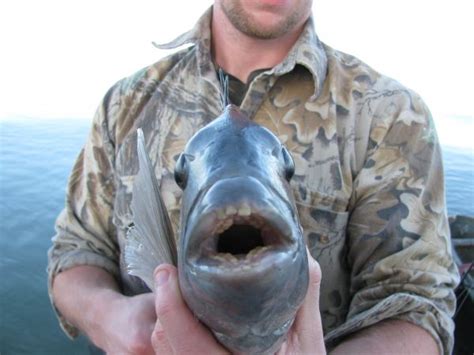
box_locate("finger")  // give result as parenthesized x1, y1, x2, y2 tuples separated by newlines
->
(291, 249, 325, 351)
(151, 318, 173, 354)
(117, 293, 156, 355)
(153, 264, 227, 354)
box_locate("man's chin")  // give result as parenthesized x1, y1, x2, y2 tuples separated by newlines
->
(220, 0, 311, 40)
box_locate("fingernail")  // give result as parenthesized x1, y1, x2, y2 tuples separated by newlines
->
(154, 268, 169, 288)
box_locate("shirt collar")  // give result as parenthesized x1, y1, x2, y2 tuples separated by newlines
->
(153, 6, 212, 50)
(154, 7, 327, 100)
(270, 16, 328, 100)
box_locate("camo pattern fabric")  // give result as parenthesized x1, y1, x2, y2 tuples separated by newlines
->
(47, 7, 459, 354)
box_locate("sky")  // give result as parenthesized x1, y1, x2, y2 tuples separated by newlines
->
(0, 0, 473, 146)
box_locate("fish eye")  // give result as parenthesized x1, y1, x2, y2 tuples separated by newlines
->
(174, 153, 188, 189)
(281, 146, 295, 182)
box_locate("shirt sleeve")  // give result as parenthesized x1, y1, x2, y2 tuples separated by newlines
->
(47, 85, 120, 338)
(325, 90, 460, 354)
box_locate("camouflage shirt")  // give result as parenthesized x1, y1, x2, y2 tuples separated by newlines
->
(48, 7, 459, 354)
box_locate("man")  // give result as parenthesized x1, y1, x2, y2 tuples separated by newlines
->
(48, 0, 459, 353)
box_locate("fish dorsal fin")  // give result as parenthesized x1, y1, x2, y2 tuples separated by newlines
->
(124, 128, 177, 291)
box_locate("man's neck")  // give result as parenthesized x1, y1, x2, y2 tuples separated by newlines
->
(211, 7, 305, 83)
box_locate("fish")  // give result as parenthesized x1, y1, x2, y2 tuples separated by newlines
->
(125, 104, 309, 354)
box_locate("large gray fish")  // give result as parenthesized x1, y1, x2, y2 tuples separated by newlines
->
(125, 104, 309, 354)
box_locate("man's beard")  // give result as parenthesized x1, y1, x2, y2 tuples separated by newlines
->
(220, 1, 310, 40)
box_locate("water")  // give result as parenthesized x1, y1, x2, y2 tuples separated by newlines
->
(0, 119, 91, 354)
(444, 146, 474, 215)
(0, 117, 473, 354)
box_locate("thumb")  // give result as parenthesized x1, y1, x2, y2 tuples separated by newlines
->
(306, 248, 322, 298)
(291, 249, 325, 351)
(152, 264, 225, 354)
(153, 263, 185, 345)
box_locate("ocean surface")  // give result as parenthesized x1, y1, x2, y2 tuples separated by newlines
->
(0, 117, 473, 354)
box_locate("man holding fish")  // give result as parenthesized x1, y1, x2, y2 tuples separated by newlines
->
(48, 0, 459, 354)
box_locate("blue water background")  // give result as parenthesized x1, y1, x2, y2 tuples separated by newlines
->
(0, 117, 473, 354)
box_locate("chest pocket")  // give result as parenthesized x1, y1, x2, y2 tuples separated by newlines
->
(295, 189, 351, 334)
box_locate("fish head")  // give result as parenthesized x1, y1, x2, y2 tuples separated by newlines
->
(175, 105, 309, 354)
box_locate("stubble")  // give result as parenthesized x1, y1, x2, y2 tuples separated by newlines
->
(219, 0, 312, 40)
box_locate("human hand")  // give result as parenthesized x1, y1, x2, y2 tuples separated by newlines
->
(92, 292, 157, 355)
(151, 265, 228, 354)
(151, 248, 325, 354)
(276, 249, 326, 354)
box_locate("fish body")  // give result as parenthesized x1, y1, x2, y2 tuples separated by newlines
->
(126, 105, 309, 354)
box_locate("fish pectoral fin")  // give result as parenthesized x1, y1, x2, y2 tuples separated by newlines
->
(124, 128, 178, 291)
(125, 225, 157, 291)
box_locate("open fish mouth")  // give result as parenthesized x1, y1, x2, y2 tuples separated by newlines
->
(188, 201, 295, 270)
(181, 189, 307, 353)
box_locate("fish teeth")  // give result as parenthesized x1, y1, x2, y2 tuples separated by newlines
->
(238, 203, 251, 216)
(222, 219, 233, 230)
(219, 219, 234, 234)
(210, 245, 275, 268)
(225, 205, 237, 216)
(213, 253, 239, 263)
(247, 246, 263, 259)
(211, 254, 227, 263)
(247, 246, 271, 259)
(215, 218, 233, 234)
(216, 209, 226, 220)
